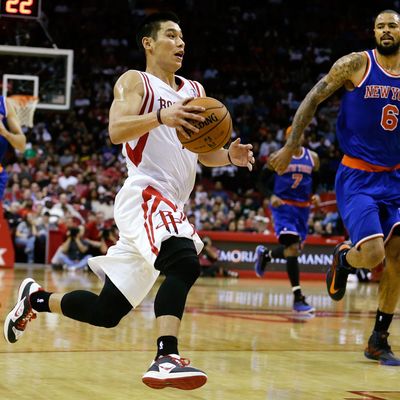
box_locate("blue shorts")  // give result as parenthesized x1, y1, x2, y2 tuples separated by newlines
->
(0, 169, 7, 200)
(335, 164, 400, 248)
(271, 203, 310, 243)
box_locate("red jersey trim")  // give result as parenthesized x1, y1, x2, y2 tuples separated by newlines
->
(188, 80, 200, 97)
(125, 72, 155, 167)
(142, 186, 178, 256)
(176, 76, 185, 92)
(192, 80, 202, 96)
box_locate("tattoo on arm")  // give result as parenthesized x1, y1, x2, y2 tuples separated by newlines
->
(287, 52, 365, 148)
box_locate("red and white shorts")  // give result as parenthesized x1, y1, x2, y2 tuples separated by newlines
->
(88, 179, 203, 308)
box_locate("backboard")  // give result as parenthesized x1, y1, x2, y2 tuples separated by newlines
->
(0, 45, 73, 110)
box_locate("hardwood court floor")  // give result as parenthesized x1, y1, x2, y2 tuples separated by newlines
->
(0, 267, 399, 400)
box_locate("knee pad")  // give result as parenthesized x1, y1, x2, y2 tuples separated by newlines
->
(61, 278, 132, 329)
(89, 300, 128, 328)
(155, 236, 200, 287)
(154, 251, 201, 319)
(163, 254, 201, 290)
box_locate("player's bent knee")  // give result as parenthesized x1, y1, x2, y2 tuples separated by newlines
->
(285, 243, 300, 257)
(167, 255, 201, 289)
(363, 247, 385, 268)
(358, 239, 385, 268)
(155, 236, 201, 288)
(90, 308, 125, 328)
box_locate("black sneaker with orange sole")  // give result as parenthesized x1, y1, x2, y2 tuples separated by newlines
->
(326, 241, 353, 301)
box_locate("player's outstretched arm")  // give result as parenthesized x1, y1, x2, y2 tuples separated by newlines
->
(270, 52, 366, 175)
(0, 99, 26, 152)
(198, 138, 255, 171)
(286, 52, 366, 149)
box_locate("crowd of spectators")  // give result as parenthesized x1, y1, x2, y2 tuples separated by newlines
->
(2, 0, 389, 263)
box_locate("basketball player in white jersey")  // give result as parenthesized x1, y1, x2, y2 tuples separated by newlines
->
(4, 12, 255, 390)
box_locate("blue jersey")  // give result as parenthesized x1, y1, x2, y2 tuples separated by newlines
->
(337, 49, 400, 167)
(0, 96, 9, 163)
(273, 147, 314, 203)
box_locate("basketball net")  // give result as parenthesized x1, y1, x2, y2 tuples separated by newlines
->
(7, 95, 39, 128)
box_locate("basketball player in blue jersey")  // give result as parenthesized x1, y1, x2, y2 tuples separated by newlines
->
(254, 127, 319, 314)
(270, 10, 400, 365)
(0, 95, 26, 204)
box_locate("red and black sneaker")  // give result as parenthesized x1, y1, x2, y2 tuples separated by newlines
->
(3, 278, 42, 344)
(142, 354, 207, 390)
(326, 241, 353, 301)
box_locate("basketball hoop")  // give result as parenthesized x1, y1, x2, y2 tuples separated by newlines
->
(7, 95, 39, 128)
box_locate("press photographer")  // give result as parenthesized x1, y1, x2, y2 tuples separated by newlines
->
(51, 226, 92, 270)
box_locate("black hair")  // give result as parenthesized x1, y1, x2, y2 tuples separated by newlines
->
(375, 9, 400, 23)
(135, 11, 180, 50)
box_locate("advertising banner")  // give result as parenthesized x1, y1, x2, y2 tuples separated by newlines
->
(199, 231, 344, 273)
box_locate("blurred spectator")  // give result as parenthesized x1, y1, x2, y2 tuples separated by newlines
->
(58, 166, 78, 189)
(4, 202, 22, 231)
(259, 133, 279, 162)
(199, 236, 238, 278)
(51, 226, 92, 270)
(14, 213, 38, 263)
(92, 192, 114, 220)
(211, 181, 229, 203)
(50, 193, 85, 224)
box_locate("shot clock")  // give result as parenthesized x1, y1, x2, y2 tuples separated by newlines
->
(0, 0, 41, 19)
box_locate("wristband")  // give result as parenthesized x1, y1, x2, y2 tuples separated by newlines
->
(227, 151, 234, 165)
(157, 108, 163, 125)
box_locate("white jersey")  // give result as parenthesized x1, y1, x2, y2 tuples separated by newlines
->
(88, 71, 205, 308)
(122, 71, 202, 206)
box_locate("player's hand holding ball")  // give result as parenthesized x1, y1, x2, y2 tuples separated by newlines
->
(158, 97, 206, 138)
(176, 97, 233, 154)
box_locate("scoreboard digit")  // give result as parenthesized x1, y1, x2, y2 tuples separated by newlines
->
(0, 0, 41, 19)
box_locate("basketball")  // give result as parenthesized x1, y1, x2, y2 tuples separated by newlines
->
(177, 97, 232, 154)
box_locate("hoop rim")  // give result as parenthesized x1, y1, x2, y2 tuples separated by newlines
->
(8, 94, 39, 105)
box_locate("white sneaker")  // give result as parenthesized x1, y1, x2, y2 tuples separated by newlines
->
(4, 278, 42, 344)
(142, 354, 207, 390)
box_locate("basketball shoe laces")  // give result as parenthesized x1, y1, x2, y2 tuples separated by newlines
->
(16, 286, 44, 331)
(159, 355, 191, 367)
(15, 307, 37, 331)
(16, 307, 37, 330)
